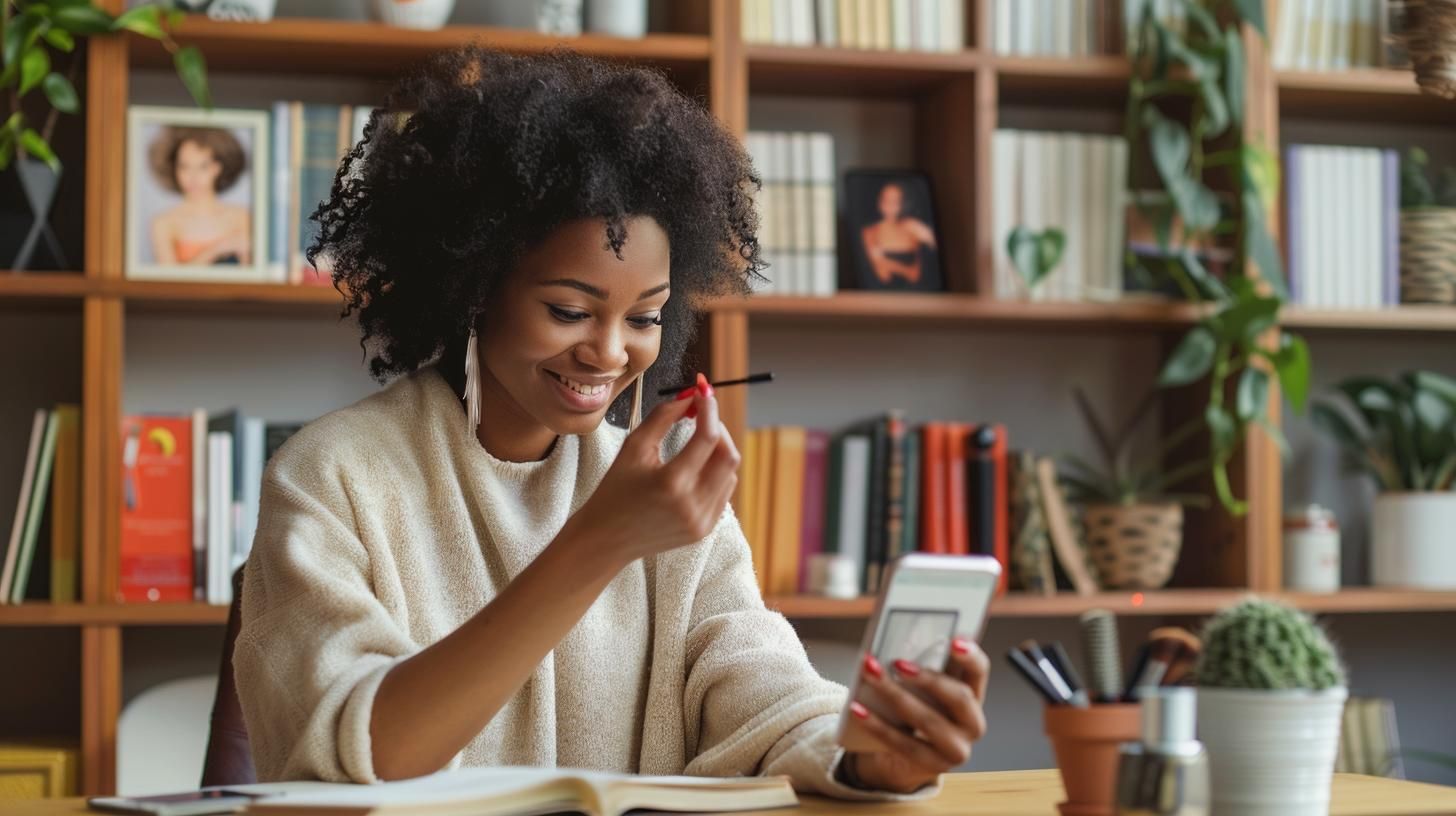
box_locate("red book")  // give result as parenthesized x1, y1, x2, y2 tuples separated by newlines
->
(119, 416, 194, 602)
(919, 423, 948, 553)
(944, 423, 971, 556)
(798, 430, 830, 593)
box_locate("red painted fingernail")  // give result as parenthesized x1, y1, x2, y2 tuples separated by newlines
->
(696, 372, 713, 397)
(952, 638, 971, 655)
(893, 659, 921, 677)
(850, 701, 870, 720)
(675, 386, 695, 401)
(686, 404, 697, 419)
(863, 654, 884, 679)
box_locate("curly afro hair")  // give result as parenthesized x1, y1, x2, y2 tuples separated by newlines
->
(311, 46, 766, 426)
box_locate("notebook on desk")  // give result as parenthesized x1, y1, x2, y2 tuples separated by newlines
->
(242, 767, 797, 816)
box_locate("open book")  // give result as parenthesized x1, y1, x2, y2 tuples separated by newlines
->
(242, 767, 798, 816)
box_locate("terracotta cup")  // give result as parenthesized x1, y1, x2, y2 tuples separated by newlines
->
(1044, 703, 1141, 816)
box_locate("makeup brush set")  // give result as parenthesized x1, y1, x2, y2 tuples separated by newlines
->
(1006, 609, 1202, 707)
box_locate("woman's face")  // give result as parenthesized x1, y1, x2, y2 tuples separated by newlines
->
(175, 140, 221, 198)
(877, 183, 904, 220)
(479, 215, 671, 440)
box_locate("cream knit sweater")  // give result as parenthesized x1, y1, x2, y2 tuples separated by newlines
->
(235, 366, 929, 799)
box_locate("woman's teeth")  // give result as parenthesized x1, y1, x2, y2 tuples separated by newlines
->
(552, 372, 609, 397)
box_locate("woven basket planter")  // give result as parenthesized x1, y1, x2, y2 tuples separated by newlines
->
(1083, 503, 1183, 590)
(1405, 0, 1456, 99)
(1400, 208, 1456, 304)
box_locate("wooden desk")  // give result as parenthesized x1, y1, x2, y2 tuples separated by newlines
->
(11, 769, 1456, 815)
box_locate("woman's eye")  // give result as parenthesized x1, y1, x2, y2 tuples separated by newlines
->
(548, 305, 589, 323)
(629, 314, 663, 329)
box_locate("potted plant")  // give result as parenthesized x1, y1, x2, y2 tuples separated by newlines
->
(1, 0, 210, 270)
(1397, 147, 1456, 304)
(1123, 0, 1312, 516)
(1196, 597, 1347, 816)
(1006, 225, 1064, 299)
(1312, 370, 1456, 588)
(1059, 386, 1208, 590)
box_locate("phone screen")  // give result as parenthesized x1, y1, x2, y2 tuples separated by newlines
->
(871, 608, 959, 673)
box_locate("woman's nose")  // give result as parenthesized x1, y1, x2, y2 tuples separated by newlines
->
(576, 326, 630, 372)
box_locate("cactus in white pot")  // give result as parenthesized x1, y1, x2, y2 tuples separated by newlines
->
(1195, 598, 1348, 816)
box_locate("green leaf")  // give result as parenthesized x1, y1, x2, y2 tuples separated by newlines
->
(1231, 0, 1267, 39)
(1008, 226, 1064, 292)
(1145, 107, 1190, 194)
(41, 71, 77, 114)
(3, 13, 39, 69)
(1174, 178, 1222, 233)
(1159, 325, 1218, 387)
(42, 27, 75, 52)
(112, 5, 165, 39)
(1271, 334, 1311, 412)
(1255, 414, 1292, 459)
(1215, 292, 1280, 344)
(52, 3, 114, 35)
(1179, 0, 1222, 41)
(173, 46, 211, 109)
(1199, 78, 1230, 139)
(1237, 367, 1271, 421)
(1179, 248, 1230, 301)
(19, 45, 48, 95)
(1206, 403, 1236, 458)
(1224, 28, 1245, 127)
(1412, 370, 1456, 408)
(19, 127, 59, 172)
(1241, 189, 1289, 299)
(1038, 227, 1066, 274)
(0, 127, 14, 172)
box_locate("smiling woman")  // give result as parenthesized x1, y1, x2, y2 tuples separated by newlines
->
(232, 44, 991, 802)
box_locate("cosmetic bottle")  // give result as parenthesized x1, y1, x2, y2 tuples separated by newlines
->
(1115, 687, 1209, 816)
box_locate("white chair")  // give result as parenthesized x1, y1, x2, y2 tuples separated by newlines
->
(116, 675, 218, 796)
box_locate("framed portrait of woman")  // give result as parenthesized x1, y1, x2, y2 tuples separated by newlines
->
(844, 169, 943, 292)
(125, 106, 272, 282)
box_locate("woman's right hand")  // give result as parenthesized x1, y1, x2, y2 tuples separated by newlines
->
(562, 374, 740, 568)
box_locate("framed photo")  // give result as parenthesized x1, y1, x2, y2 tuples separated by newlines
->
(844, 169, 943, 292)
(126, 105, 271, 282)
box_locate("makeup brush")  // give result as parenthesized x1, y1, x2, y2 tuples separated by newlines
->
(1153, 627, 1203, 686)
(1124, 627, 1204, 701)
(657, 371, 774, 396)
(1020, 640, 1088, 708)
(1079, 609, 1123, 703)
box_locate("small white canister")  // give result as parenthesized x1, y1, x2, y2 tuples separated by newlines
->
(1283, 505, 1341, 593)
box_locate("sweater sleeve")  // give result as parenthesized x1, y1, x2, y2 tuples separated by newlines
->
(679, 506, 939, 800)
(233, 458, 457, 784)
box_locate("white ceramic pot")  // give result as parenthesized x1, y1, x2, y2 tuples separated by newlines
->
(1372, 492, 1456, 588)
(586, 0, 648, 37)
(1198, 687, 1346, 816)
(371, 0, 456, 29)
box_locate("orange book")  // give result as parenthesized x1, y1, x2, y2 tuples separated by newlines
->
(739, 429, 759, 557)
(919, 423, 948, 554)
(944, 423, 971, 556)
(119, 416, 194, 602)
(768, 427, 807, 596)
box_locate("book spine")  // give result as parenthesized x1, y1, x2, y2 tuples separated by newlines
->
(808, 133, 837, 297)
(790, 132, 813, 297)
(1383, 148, 1399, 306)
(891, 0, 912, 50)
(839, 436, 871, 592)
(991, 130, 1017, 299)
(900, 429, 920, 562)
(817, 0, 838, 46)
(270, 101, 291, 283)
(945, 423, 970, 555)
(12, 411, 60, 602)
(1285, 145, 1302, 305)
(823, 432, 845, 557)
(50, 404, 81, 604)
(883, 412, 907, 573)
(0, 410, 46, 602)
(864, 417, 890, 593)
(120, 416, 195, 603)
(799, 430, 830, 593)
(769, 427, 806, 596)
(752, 427, 775, 594)
(191, 408, 207, 601)
(920, 423, 947, 553)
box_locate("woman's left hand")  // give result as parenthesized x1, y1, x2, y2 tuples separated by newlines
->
(840, 637, 991, 794)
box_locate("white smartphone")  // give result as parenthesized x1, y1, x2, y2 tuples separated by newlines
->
(836, 553, 1000, 752)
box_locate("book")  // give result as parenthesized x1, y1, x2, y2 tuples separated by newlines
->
(859, 415, 890, 592)
(292, 103, 351, 286)
(191, 407, 207, 601)
(49, 404, 81, 603)
(767, 426, 807, 596)
(208, 431, 234, 605)
(900, 429, 921, 560)
(1, 410, 50, 603)
(798, 429, 830, 593)
(751, 426, 775, 594)
(244, 766, 797, 816)
(10, 409, 59, 602)
(835, 433, 871, 589)
(269, 101, 291, 283)
(944, 422, 970, 555)
(120, 416, 194, 603)
(918, 422, 948, 554)
(807, 132, 837, 297)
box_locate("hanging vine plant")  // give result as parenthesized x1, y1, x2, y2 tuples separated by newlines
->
(1123, 0, 1311, 516)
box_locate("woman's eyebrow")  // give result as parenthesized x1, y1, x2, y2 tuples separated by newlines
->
(538, 279, 670, 301)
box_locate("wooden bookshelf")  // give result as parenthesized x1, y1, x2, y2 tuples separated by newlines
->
(11, 0, 1455, 796)
(129, 16, 712, 78)
(768, 588, 1456, 619)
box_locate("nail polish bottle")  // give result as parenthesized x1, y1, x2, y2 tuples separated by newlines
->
(1115, 687, 1209, 816)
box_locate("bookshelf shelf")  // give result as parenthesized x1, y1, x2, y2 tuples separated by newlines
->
(709, 291, 1206, 330)
(114, 279, 346, 316)
(0, 272, 90, 302)
(767, 588, 1456, 619)
(991, 54, 1131, 105)
(746, 44, 979, 95)
(1281, 306, 1456, 333)
(130, 17, 712, 78)
(0, 603, 229, 627)
(1277, 69, 1456, 124)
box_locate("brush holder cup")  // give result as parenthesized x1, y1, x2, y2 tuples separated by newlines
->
(1044, 703, 1141, 816)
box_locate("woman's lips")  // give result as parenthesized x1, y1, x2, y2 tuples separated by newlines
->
(546, 370, 615, 411)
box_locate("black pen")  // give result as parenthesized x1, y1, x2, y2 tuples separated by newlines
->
(1007, 648, 1067, 706)
(1046, 641, 1091, 708)
(656, 371, 774, 396)
(1021, 640, 1085, 708)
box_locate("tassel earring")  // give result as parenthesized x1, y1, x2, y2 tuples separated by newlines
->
(463, 328, 481, 433)
(628, 374, 645, 431)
